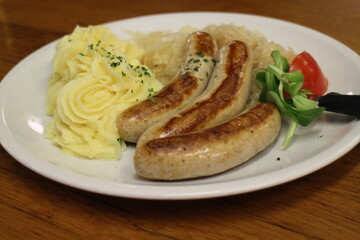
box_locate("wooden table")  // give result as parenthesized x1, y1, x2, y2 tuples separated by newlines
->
(1, 0, 359, 239)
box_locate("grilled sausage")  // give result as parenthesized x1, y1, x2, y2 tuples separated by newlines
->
(117, 32, 218, 143)
(137, 40, 253, 146)
(134, 102, 281, 180)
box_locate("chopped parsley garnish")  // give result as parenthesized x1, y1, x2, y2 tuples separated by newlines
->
(141, 66, 151, 77)
(117, 56, 123, 62)
(110, 62, 120, 68)
(147, 88, 155, 97)
(196, 51, 205, 57)
(149, 97, 157, 103)
(100, 47, 112, 56)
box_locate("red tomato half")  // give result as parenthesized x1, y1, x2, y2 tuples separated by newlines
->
(289, 51, 328, 99)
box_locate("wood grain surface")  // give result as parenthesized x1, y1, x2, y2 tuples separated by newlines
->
(0, 0, 359, 239)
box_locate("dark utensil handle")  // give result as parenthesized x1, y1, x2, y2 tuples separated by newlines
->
(318, 92, 360, 118)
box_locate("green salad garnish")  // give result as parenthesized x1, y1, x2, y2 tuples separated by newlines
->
(256, 50, 325, 148)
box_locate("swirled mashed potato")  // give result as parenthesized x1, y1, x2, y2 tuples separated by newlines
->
(45, 25, 163, 159)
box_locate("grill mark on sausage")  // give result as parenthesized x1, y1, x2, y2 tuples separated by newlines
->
(146, 103, 276, 154)
(161, 41, 249, 136)
(194, 32, 217, 56)
(122, 75, 198, 121)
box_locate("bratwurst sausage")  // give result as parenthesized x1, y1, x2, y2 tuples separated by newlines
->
(117, 32, 218, 143)
(137, 40, 253, 146)
(135, 102, 281, 180)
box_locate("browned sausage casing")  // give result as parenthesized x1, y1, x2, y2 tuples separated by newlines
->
(135, 102, 281, 180)
(117, 32, 218, 143)
(137, 40, 253, 146)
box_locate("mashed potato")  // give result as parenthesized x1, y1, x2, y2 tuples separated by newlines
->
(45, 25, 163, 159)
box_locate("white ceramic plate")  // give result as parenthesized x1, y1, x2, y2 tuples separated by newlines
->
(1, 12, 359, 200)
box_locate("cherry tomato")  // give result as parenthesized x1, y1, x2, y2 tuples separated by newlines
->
(289, 51, 328, 99)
